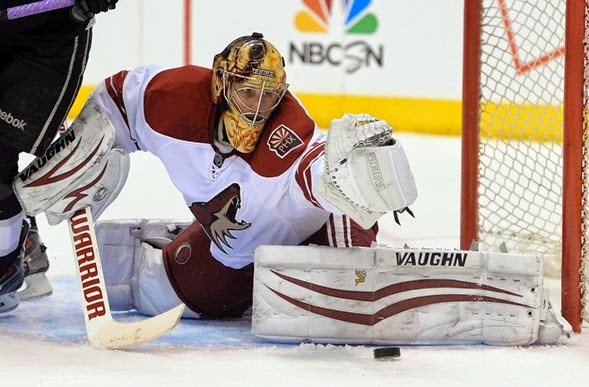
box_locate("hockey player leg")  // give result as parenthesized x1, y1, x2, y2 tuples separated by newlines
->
(0, 147, 29, 312)
(0, 220, 29, 313)
(18, 218, 53, 300)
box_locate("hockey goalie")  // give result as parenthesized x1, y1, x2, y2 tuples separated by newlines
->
(11, 32, 569, 347)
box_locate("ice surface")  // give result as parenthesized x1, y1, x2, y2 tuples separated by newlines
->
(2, 133, 587, 386)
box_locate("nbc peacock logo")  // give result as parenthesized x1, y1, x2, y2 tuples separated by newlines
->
(295, 0, 378, 34)
(289, 0, 383, 73)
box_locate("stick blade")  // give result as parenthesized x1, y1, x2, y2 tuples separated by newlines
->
(88, 303, 185, 349)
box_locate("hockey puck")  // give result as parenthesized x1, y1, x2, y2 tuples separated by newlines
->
(373, 346, 401, 360)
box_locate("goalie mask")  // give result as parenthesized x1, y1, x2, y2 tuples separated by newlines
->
(212, 32, 289, 153)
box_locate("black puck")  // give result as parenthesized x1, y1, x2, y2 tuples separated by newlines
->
(373, 346, 401, 360)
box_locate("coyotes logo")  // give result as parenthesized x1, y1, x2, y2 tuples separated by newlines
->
(190, 183, 251, 253)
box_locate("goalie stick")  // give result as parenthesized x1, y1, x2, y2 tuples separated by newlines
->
(68, 207, 185, 349)
(0, 0, 74, 21)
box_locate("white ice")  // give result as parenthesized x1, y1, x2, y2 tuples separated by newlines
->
(2, 133, 587, 386)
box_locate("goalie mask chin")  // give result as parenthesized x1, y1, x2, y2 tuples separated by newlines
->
(211, 32, 288, 153)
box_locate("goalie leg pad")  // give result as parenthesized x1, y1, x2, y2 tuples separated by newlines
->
(96, 219, 198, 318)
(13, 98, 119, 224)
(252, 245, 569, 346)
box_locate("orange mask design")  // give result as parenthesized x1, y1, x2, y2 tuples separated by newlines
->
(211, 33, 288, 153)
(221, 110, 263, 153)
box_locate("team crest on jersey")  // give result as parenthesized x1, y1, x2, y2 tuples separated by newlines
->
(267, 125, 304, 158)
(190, 183, 251, 254)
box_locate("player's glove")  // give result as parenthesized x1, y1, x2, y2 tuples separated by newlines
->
(76, 0, 118, 14)
(72, 0, 118, 21)
(71, 0, 117, 22)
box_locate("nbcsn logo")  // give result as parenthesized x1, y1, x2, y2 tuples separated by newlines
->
(290, 0, 383, 74)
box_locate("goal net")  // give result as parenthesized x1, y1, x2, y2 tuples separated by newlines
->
(461, 0, 588, 332)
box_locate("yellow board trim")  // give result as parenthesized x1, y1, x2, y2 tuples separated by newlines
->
(480, 101, 563, 142)
(69, 86, 463, 135)
(296, 93, 462, 136)
(69, 86, 562, 141)
(70, 85, 95, 117)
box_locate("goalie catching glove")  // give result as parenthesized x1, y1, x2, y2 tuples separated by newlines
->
(316, 113, 417, 228)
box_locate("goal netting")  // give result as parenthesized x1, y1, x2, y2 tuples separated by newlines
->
(461, 0, 589, 332)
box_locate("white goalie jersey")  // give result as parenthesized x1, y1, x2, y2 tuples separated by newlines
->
(14, 63, 416, 272)
(88, 64, 389, 269)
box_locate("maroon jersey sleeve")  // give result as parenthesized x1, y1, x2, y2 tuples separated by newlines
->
(105, 65, 217, 146)
(243, 92, 319, 177)
(104, 70, 131, 130)
(142, 66, 217, 144)
(294, 141, 325, 208)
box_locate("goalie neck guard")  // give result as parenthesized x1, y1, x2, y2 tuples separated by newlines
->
(211, 32, 289, 153)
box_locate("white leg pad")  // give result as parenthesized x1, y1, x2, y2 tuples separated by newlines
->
(96, 219, 198, 318)
(132, 243, 189, 317)
(252, 245, 571, 346)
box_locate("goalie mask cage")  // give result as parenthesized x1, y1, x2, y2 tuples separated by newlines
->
(461, 0, 588, 332)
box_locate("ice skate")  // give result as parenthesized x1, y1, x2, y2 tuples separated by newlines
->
(18, 226, 52, 301)
(0, 222, 29, 313)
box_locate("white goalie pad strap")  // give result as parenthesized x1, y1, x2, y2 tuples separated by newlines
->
(96, 218, 193, 249)
(13, 98, 116, 217)
(252, 245, 565, 346)
(317, 113, 417, 228)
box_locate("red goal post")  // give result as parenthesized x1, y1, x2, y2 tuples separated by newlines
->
(461, 0, 588, 332)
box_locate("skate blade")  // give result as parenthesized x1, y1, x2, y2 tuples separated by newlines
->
(18, 273, 53, 301)
(0, 293, 20, 313)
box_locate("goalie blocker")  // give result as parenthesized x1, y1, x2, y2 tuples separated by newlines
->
(252, 245, 571, 346)
(12, 98, 129, 225)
